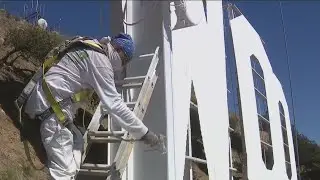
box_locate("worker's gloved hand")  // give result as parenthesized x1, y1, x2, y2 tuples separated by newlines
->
(141, 130, 167, 154)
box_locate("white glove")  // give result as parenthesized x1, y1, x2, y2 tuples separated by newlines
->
(141, 130, 167, 154)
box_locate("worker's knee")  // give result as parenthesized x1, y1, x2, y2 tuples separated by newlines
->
(40, 118, 82, 178)
(40, 117, 74, 160)
(40, 118, 73, 146)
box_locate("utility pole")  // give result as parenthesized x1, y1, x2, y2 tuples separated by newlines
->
(58, 18, 62, 33)
(36, 0, 38, 12)
(1, 0, 5, 11)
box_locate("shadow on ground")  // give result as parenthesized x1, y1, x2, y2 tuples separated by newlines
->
(0, 80, 47, 165)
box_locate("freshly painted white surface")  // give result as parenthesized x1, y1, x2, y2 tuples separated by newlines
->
(123, 1, 168, 180)
(190, 2, 229, 180)
(273, 74, 298, 180)
(109, 1, 298, 180)
(170, 22, 193, 180)
(163, 2, 177, 180)
(170, 1, 229, 180)
(184, 1, 204, 25)
(230, 14, 297, 180)
(169, 2, 177, 31)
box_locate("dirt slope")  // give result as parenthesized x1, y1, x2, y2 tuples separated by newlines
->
(0, 107, 48, 180)
(0, 9, 49, 180)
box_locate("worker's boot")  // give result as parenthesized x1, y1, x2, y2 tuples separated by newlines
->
(141, 130, 167, 154)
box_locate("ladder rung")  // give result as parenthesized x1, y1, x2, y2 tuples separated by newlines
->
(139, 53, 154, 58)
(115, 76, 146, 86)
(89, 137, 122, 143)
(230, 167, 238, 172)
(78, 169, 109, 176)
(125, 75, 146, 81)
(126, 101, 136, 108)
(88, 131, 126, 137)
(81, 163, 112, 170)
(186, 156, 207, 164)
(190, 101, 198, 110)
(121, 82, 143, 89)
(185, 156, 238, 172)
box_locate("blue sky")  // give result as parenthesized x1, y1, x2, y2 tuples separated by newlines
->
(0, 1, 110, 37)
(1, 1, 319, 144)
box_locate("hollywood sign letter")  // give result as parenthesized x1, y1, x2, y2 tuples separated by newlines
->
(230, 14, 297, 180)
(167, 1, 297, 180)
(168, 1, 230, 180)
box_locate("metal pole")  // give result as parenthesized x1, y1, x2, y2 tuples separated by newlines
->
(185, 156, 207, 165)
(24, 4, 28, 18)
(36, 0, 38, 12)
(42, 4, 45, 17)
(187, 120, 193, 180)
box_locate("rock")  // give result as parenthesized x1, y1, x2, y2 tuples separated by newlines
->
(0, 37, 4, 46)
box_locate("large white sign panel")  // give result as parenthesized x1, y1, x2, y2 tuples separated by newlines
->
(273, 74, 298, 180)
(169, 1, 229, 180)
(230, 15, 297, 180)
(110, 1, 297, 179)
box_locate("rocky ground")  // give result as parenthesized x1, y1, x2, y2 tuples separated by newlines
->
(0, 9, 49, 180)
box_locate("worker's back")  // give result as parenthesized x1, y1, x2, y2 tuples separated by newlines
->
(24, 47, 113, 121)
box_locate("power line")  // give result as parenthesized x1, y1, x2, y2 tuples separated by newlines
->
(279, 2, 301, 179)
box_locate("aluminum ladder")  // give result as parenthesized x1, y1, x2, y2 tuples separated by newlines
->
(78, 46, 160, 179)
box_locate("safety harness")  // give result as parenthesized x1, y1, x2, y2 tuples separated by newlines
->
(13, 36, 111, 170)
(15, 36, 109, 125)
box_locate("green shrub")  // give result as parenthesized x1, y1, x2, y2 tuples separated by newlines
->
(0, 168, 24, 180)
(0, 162, 36, 180)
(4, 24, 63, 65)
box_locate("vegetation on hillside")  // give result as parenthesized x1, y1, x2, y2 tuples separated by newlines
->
(1, 23, 62, 67)
(295, 131, 320, 180)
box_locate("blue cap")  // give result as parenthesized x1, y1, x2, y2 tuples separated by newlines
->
(111, 33, 135, 60)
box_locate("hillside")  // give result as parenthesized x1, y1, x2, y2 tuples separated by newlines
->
(0, 9, 49, 180)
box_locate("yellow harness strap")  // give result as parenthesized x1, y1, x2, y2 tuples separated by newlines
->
(71, 89, 94, 103)
(81, 40, 104, 50)
(41, 39, 104, 124)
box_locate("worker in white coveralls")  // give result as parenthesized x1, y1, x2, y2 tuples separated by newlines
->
(23, 33, 166, 179)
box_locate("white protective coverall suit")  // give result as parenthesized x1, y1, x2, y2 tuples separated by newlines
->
(24, 42, 149, 179)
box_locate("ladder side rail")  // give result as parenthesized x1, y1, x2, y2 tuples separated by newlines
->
(82, 102, 108, 162)
(110, 47, 160, 167)
(109, 73, 158, 179)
